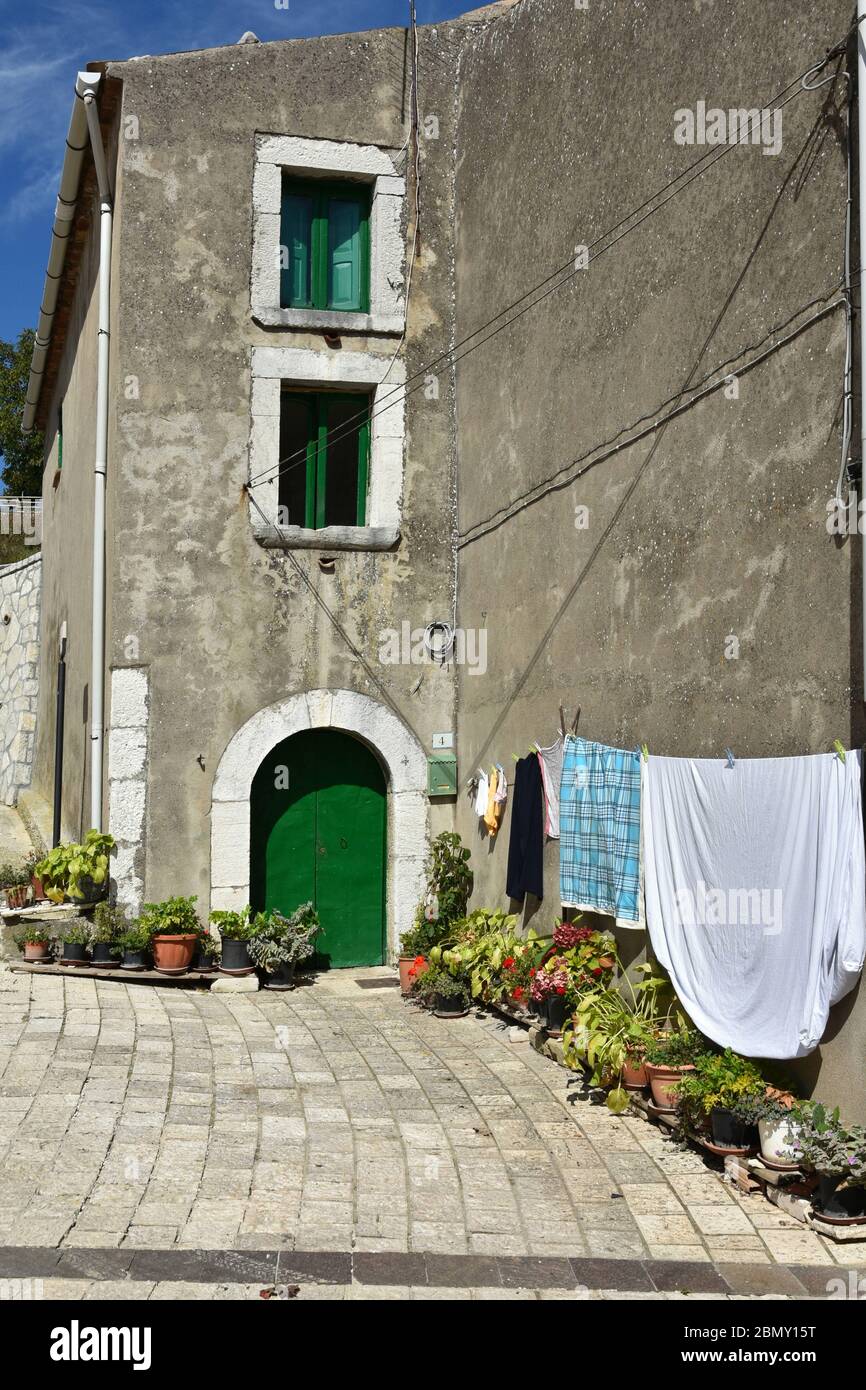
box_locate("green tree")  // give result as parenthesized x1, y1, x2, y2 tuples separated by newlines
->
(0, 329, 44, 496)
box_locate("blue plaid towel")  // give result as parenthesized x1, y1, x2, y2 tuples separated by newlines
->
(560, 736, 641, 923)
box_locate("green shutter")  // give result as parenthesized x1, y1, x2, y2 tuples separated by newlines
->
(327, 194, 365, 311)
(280, 191, 314, 307)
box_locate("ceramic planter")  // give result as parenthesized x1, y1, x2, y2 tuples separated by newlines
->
(622, 1058, 649, 1091)
(91, 942, 117, 967)
(152, 933, 197, 975)
(263, 962, 296, 991)
(433, 992, 468, 1018)
(710, 1106, 758, 1152)
(121, 949, 147, 971)
(22, 941, 51, 962)
(545, 995, 568, 1035)
(398, 954, 426, 994)
(646, 1062, 694, 1112)
(192, 947, 216, 973)
(815, 1176, 866, 1223)
(61, 942, 89, 964)
(758, 1116, 801, 1168)
(219, 938, 254, 975)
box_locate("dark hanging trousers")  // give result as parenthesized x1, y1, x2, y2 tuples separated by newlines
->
(506, 754, 544, 902)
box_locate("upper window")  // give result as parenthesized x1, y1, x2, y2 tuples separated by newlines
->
(281, 178, 370, 314)
(279, 388, 371, 530)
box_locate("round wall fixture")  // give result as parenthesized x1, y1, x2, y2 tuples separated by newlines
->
(423, 621, 454, 664)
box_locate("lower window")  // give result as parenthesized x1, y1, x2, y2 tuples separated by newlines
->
(279, 389, 371, 529)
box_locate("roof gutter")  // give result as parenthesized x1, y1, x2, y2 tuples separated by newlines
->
(22, 71, 102, 434)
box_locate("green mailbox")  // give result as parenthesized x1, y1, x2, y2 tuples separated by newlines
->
(427, 753, 457, 796)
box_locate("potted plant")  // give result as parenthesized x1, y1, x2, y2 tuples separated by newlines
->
(1, 862, 31, 910)
(248, 902, 322, 989)
(529, 959, 572, 1034)
(118, 924, 151, 971)
(193, 929, 220, 973)
(644, 1028, 702, 1112)
(140, 895, 200, 974)
(12, 923, 54, 962)
(789, 1102, 866, 1223)
(430, 970, 470, 1019)
(397, 922, 431, 994)
(25, 852, 46, 902)
(401, 832, 474, 991)
(754, 1094, 802, 1169)
(59, 919, 90, 965)
(675, 1048, 766, 1151)
(90, 901, 125, 966)
(34, 830, 115, 904)
(210, 906, 256, 975)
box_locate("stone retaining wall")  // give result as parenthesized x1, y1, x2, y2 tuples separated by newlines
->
(0, 555, 41, 806)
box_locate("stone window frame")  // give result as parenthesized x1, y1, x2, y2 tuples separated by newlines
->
(251, 133, 406, 335)
(248, 344, 405, 551)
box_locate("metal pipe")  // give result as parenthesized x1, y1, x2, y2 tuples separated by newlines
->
(81, 78, 112, 831)
(53, 622, 67, 847)
(859, 2, 866, 704)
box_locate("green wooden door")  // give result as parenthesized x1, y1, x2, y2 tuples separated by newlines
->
(250, 729, 386, 968)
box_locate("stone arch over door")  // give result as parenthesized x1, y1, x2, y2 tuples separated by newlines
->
(210, 689, 429, 958)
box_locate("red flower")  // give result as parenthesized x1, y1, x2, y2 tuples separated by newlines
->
(503, 956, 515, 969)
(512, 987, 524, 1000)
(529, 968, 536, 977)
(556, 985, 566, 995)
(592, 967, 602, 977)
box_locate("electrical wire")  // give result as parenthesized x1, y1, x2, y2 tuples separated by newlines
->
(247, 29, 855, 495)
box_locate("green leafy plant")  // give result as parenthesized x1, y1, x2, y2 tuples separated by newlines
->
(674, 1048, 767, 1131)
(404, 832, 473, 957)
(427, 908, 532, 1001)
(118, 924, 151, 954)
(209, 906, 255, 940)
(644, 1027, 704, 1068)
(788, 1102, 866, 1182)
(91, 901, 127, 943)
(248, 903, 322, 973)
(196, 929, 221, 962)
(0, 861, 31, 888)
(12, 924, 53, 947)
(140, 895, 200, 937)
(34, 831, 115, 902)
(59, 919, 91, 947)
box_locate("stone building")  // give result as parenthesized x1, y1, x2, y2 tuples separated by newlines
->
(20, 0, 866, 1109)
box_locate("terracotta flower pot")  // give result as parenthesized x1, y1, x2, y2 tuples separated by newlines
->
(5, 885, 28, 910)
(22, 941, 50, 962)
(30, 875, 46, 901)
(398, 954, 426, 994)
(646, 1062, 694, 1111)
(622, 1058, 648, 1091)
(152, 933, 197, 975)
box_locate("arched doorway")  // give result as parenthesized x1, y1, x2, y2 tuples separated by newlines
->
(250, 728, 387, 968)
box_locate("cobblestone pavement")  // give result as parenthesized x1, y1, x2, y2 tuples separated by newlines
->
(0, 967, 859, 1299)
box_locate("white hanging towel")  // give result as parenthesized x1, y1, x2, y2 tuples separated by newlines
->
(536, 736, 563, 839)
(643, 750, 866, 1059)
(473, 770, 489, 818)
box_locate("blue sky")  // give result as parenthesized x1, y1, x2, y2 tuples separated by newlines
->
(0, 0, 470, 345)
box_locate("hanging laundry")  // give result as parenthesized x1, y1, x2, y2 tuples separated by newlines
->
(473, 770, 489, 819)
(643, 751, 866, 1059)
(536, 735, 564, 839)
(494, 763, 508, 804)
(560, 736, 642, 924)
(506, 754, 544, 901)
(484, 766, 500, 835)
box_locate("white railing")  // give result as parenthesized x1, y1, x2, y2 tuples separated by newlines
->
(0, 497, 43, 546)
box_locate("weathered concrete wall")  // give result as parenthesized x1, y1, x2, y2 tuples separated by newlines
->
(102, 28, 463, 935)
(452, 0, 865, 1114)
(0, 555, 41, 804)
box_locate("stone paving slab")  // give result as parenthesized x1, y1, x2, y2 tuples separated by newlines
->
(0, 967, 859, 1294)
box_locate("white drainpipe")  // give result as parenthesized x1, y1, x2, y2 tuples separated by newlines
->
(858, 2, 866, 704)
(79, 73, 112, 832)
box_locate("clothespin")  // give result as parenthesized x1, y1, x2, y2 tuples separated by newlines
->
(559, 704, 567, 739)
(571, 705, 581, 735)
(833, 739, 846, 763)
(641, 743, 649, 762)
(725, 748, 735, 769)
